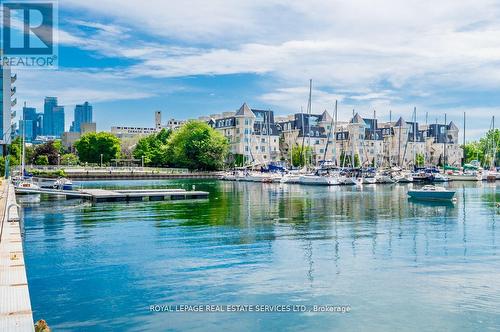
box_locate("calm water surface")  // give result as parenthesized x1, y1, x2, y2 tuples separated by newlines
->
(21, 180, 500, 331)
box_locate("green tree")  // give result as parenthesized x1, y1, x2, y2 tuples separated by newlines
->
(35, 155, 49, 165)
(133, 129, 171, 166)
(291, 145, 313, 167)
(75, 132, 121, 164)
(415, 153, 425, 167)
(167, 121, 228, 170)
(60, 153, 79, 165)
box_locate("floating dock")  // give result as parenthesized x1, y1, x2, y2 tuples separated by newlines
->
(0, 182, 35, 331)
(15, 187, 209, 203)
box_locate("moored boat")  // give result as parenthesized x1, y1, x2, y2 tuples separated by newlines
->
(407, 185, 456, 201)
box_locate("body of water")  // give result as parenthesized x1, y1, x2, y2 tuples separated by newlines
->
(21, 180, 500, 331)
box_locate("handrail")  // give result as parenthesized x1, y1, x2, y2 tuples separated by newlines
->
(0, 182, 9, 242)
(7, 203, 20, 222)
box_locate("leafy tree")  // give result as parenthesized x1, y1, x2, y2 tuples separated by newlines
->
(35, 155, 49, 165)
(133, 129, 171, 166)
(415, 153, 425, 167)
(32, 141, 61, 165)
(167, 121, 228, 170)
(291, 145, 313, 167)
(339, 152, 360, 167)
(60, 153, 79, 165)
(75, 132, 121, 164)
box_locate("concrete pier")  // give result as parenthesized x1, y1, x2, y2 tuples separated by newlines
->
(0, 181, 34, 331)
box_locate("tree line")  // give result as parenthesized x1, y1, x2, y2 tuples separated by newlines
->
(1, 120, 229, 173)
(462, 129, 500, 166)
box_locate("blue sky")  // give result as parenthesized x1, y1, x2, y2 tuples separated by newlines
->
(11, 0, 500, 139)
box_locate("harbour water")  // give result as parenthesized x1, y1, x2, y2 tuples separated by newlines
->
(21, 180, 500, 331)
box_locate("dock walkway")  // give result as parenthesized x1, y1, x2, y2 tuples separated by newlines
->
(15, 187, 210, 203)
(0, 181, 34, 331)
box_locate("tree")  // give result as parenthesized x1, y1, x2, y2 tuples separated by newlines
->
(133, 129, 171, 166)
(35, 155, 49, 165)
(291, 145, 313, 167)
(167, 121, 229, 170)
(60, 153, 79, 165)
(415, 153, 425, 167)
(32, 141, 61, 165)
(75, 132, 121, 164)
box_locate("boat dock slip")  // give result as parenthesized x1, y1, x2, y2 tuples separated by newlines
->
(81, 189, 209, 203)
(0, 182, 35, 331)
(14, 187, 209, 203)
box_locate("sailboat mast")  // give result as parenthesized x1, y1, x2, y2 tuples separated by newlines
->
(463, 112, 466, 165)
(388, 110, 392, 167)
(444, 113, 447, 167)
(333, 103, 338, 165)
(323, 100, 337, 162)
(307, 79, 312, 166)
(373, 109, 377, 168)
(413, 107, 416, 168)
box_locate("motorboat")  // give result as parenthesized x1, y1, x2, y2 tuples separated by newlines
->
(298, 174, 340, 185)
(482, 170, 500, 181)
(375, 173, 396, 184)
(446, 171, 481, 182)
(407, 185, 456, 201)
(53, 177, 74, 190)
(392, 171, 414, 183)
(432, 173, 449, 182)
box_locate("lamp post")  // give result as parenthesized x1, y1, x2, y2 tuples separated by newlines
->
(141, 155, 144, 168)
(100, 154, 103, 167)
(57, 153, 60, 166)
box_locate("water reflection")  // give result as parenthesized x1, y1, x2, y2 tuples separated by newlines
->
(20, 179, 500, 331)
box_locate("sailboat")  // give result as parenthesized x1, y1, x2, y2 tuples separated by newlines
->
(15, 109, 40, 190)
(482, 116, 500, 181)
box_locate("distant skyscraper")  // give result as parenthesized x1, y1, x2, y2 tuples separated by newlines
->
(70, 102, 93, 133)
(43, 97, 64, 137)
(22, 106, 37, 142)
(53, 106, 65, 138)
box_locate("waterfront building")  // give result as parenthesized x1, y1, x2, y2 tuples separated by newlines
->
(43, 97, 65, 137)
(111, 126, 158, 139)
(70, 102, 93, 133)
(0, 65, 16, 149)
(62, 122, 97, 149)
(20, 106, 38, 143)
(207, 103, 281, 165)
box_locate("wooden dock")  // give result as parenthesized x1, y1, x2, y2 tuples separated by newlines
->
(0, 182, 35, 331)
(15, 187, 209, 203)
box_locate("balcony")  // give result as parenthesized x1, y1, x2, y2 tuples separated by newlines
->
(11, 74, 16, 83)
(11, 86, 16, 96)
(11, 98, 17, 107)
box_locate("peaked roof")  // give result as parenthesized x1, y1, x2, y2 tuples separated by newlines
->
(320, 110, 332, 122)
(235, 102, 256, 118)
(350, 113, 364, 124)
(448, 121, 459, 131)
(395, 117, 405, 127)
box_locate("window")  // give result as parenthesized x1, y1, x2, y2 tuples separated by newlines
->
(261, 146, 265, 152)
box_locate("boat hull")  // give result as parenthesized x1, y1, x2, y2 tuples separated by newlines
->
(407, 190, 456, 201)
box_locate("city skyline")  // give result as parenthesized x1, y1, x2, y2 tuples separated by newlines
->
(9, 1, 500, 139)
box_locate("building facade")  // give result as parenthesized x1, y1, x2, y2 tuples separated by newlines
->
(43, 97, 65, 137)
(206, 103, 463, 168)
(70, 102, 93, 133)
(0, 65, 16, 147)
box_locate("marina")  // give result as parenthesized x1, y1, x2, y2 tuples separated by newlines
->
(18, 179, 500, 331)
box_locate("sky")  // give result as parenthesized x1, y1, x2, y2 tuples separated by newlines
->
(8, 0, 500, 139)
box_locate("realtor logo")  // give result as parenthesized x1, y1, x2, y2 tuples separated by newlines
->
(1, 1, 58, 68)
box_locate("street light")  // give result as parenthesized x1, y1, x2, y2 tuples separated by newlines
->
(141, 155, 144, 168)
(57, 153, 60, 166)
(100, 154, 103, 167)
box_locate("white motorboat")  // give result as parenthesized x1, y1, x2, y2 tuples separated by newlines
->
(482, 170, 500, 181)
(298, 175, 340, 185)
(375, 174, 395, 184)
(447, 171, 481, 182)
(339, 176, 357, 185)
(358, 177, 377, 184)
(392, 171, 414, 183)
(280, 174, 302, 184)
(432, 173, 449, 182)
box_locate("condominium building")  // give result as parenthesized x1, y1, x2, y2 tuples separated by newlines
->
(207, 103, 463, 167)
(0, 65, 16, 148)
(207, 103, 281, 165)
